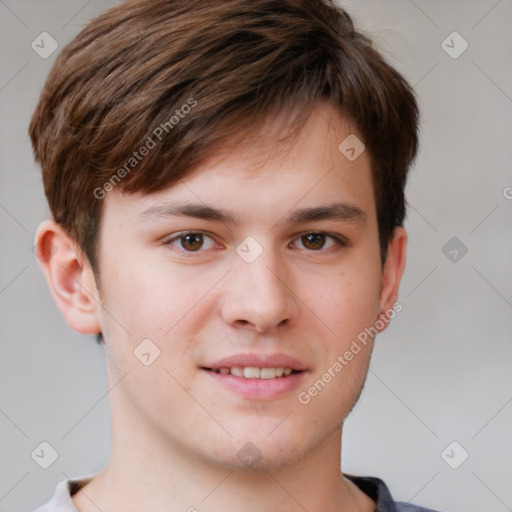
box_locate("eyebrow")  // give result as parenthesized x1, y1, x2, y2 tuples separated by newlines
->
(137, 201, 366, 225)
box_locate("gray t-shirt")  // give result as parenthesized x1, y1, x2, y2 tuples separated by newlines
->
(33, 473, 441, 511)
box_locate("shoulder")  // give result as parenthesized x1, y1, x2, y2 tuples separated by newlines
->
(345, 473, 442, 512)
(394, 502, 442, 512)
(31, 474, 96, 512)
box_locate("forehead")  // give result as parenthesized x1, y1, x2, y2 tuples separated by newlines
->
(105, 102, 375, 223)
(188, 102, 368, 175)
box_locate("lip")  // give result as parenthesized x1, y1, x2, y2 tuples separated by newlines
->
(203, 353, 308, 371)
(203, 368, 307, 400)
(201, 353, 309, 400)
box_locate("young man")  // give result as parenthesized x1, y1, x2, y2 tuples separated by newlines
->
(30, 1, 438, 511)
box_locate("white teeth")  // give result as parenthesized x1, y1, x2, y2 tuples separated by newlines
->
(213, 366, 297, 379)
(230, 366, 244, 377)
(260, 367, 276, 379)
(243, 366, 260, 379)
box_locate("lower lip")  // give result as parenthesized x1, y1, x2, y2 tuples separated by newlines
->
(203, 369, 307, 400)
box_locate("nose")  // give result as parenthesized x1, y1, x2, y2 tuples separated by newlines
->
(219, 244, 300, 333)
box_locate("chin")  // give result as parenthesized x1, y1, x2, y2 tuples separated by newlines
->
(200, 435, 306, 474)
(216, 451, 303, 474)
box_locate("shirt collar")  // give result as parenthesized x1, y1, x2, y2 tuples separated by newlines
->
(45, 472, 398, 512)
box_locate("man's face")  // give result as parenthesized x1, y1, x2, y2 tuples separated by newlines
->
(90, 103, 397, 471)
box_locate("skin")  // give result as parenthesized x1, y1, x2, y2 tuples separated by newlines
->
(35, 102, 407, 512)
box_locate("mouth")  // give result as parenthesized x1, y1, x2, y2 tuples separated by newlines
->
(202, 366, 303, 379)
(200, 354, 308, 400)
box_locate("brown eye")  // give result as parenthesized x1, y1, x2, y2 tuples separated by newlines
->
(165, 232, 216, 253)
(292, 232, 347, 252)
(301, 233, 326, 250)
(180, 233, 204, 251)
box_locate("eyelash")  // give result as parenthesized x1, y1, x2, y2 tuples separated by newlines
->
(163, 230, 349, 256)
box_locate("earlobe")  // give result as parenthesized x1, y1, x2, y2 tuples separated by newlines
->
(377, 227, 407, 330)
(34, 219, 102, 335)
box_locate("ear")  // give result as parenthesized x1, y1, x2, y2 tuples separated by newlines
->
(34, 219, 101, 334)
(376, 226, 407, 332)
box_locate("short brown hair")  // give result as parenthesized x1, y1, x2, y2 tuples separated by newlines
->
(29, 0, 419, 274)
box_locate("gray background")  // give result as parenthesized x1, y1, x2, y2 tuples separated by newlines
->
(1, 1, 511, 511)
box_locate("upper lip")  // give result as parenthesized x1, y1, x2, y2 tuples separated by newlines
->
(203, 353, 308, 371)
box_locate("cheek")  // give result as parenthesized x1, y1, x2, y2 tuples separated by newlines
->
(299, 248, 382, 417)
(98, 249, 200, 334)
(306, 257, 382, 345)
(96, 250, 222, 374)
